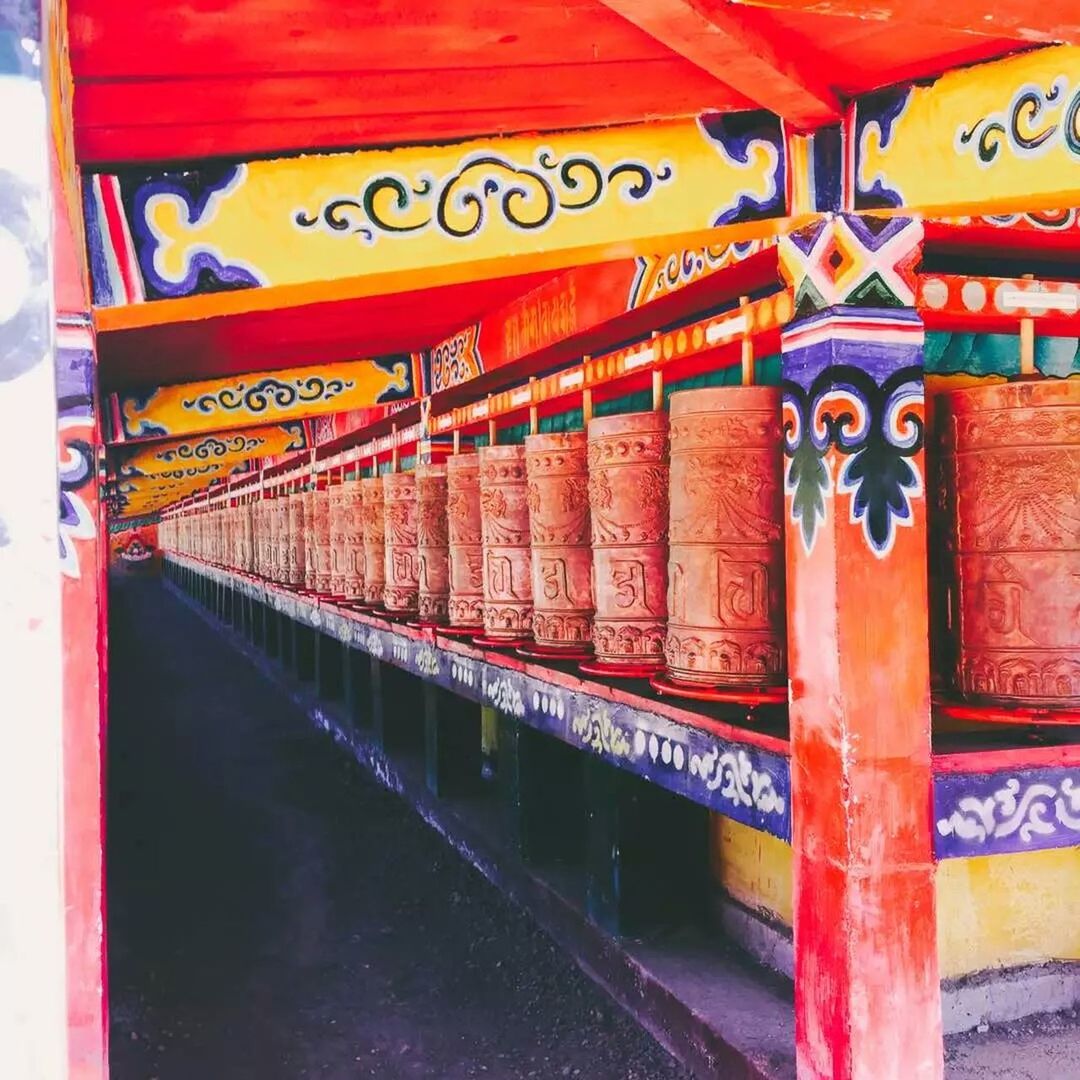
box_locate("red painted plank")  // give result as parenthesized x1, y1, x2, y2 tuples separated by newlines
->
(727, 0, 1080, 44)
(73, 60, 746, 130)
(69, 0, 683, 79)
(96, 271, 557, 391)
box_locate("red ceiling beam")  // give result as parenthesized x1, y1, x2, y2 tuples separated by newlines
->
(596, 0, 843, 128)
(727, 0, 1080, 44)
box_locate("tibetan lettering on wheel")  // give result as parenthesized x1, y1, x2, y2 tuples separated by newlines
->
(586, 411, 669, 673)
(361, 476, 385, 607)
(525, 432, 593, 654)
(342, 478, 366, 601)
(445, 454, 484, 631)
(940, 380, 1080, 708)
(478, 445, 533, 642)
(383, 472, 419, 616)
(665, 386, 787, 688)
(416, 462, 450, 625)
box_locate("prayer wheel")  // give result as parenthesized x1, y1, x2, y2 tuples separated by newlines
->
(445, 454, 484, 630)
(416, 463, 450, 624)
(302, 490, 318, 591)
(361, 476, 386, 607)
(310, 485, 333, 594)
(263, 498, 278, 581)
(383, 472, 419, 615)
(341, 478, 366, 601)
(524, 432, 593, 652)
(270, 495, 285, 583)
(665, 386, 786, 688)
(287, 491, 307, 588)
(328, 482, 349, 597)
(478, 445, 533, 641)
(940, 380, 1080, 708)
(586, 411, 669, 672)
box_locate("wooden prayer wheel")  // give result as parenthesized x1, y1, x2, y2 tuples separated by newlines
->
(665, 386, 786, 688)
(287, 491, 307, 588)
(328, 483, 349, 597)
(383, 472, 419, 615)
(940, 380, 1080, 708)
(302, 490, 318, 591)
(445, 454, 484, 630)
(478, 445, 533, 641)
(524, 432, 593, 652)
(586, 411, 669, 671)
(264, 498, 279, 581)
(361, 476, 386, 607)
(310, 485, 333, 594)
(416, 463, 450, 624)
(341, 478, 366, 601)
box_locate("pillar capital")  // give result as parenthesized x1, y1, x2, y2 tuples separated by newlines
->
(779, 213, 923, 319)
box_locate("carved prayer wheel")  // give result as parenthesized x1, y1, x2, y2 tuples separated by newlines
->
(416, 463, 451, 624)
(665, 386, 787, 688)
(445, 454, 485, 630)
(383, 472, 419, 615)
(524, 432, 593, 652)
(328, 483, 348, 597)
(361, 475, 386, 607)
(287, 491, 307, 588)
(310, 485, 333, 594)
(940, 380, 1080, 708)
(341, 478, 366, 601)
(478, 445, 533, 641)
(267, 496, 281, 582)
(302, 490, 318, 591)
(586, 411, 669, 671)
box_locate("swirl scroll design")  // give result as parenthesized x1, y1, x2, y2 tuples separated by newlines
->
(294, 150, 674, 243)
(182, 375, 356, 416)
(936, 774, 1080, 856)
(155, 433, 263, 464)
(783, 364, 924, 557)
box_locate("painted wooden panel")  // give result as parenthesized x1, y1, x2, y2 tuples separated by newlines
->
(112, 422, 310, 477)
(83, 114, 786, 308)
(854, 45, 1080, 216)
(109, 358, 419, 442)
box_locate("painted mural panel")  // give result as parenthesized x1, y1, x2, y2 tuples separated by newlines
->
(854, 45, 1080, 215)
(84, 113, 786, 307)
(109, 357, 419, 441)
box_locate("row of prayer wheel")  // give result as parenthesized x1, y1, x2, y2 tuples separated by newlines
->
(161, 381, 1078, 709)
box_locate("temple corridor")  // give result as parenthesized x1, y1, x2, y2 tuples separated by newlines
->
(105, 575, 688, 1080)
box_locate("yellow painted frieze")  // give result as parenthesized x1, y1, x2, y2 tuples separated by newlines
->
(855, 45, 1080, 216)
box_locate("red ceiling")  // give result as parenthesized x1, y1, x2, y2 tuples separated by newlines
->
(67, 0, 1028, 167)
(96, 269, 559, 392)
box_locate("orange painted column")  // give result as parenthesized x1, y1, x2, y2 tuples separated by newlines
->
(779, 215, 942, 1080)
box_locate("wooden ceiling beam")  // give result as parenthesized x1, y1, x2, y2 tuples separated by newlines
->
(597, 0, 843, 128)
(727, 0, 1080, 45)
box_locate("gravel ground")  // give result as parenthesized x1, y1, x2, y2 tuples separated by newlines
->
(107, 575, 690, 1080)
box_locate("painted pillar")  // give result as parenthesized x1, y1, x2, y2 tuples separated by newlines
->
(0, 5, 72, 1075)
(778, 215, 941, 1080)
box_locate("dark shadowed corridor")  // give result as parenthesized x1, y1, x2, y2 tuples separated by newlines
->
(106, 576, 688, 1079)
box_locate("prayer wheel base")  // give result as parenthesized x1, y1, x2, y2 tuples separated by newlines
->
(578, 658, 664, 680)
(471, 634, 530, 650)
(650, 672, 787, 707)
(516, 643, 593, 662)
(435, 624, 483, 639)
(935, 696, 1080, 727)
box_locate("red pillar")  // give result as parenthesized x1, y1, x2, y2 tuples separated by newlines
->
(779, 215, 942, 1080)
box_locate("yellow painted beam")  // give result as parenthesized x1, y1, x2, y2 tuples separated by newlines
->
(110, 358, 418, 441)
(854, 45, 1080, 217)
(85, 115, 787, 321)
(111, 421, 309, 477)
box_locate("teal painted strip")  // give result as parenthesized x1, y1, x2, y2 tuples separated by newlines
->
(925, 332, 1080, 378)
